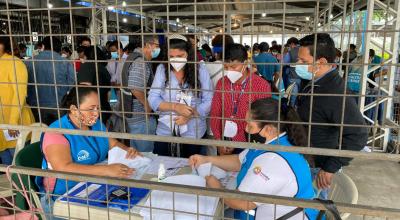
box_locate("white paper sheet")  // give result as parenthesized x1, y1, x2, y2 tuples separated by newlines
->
(193, 163, 227, 180)
(145, 155, 188, 177)
(158, 115, 188, 135)
(140, 175, 218, 220)
(108, 147, 152, 179)
(2, 130, 19, 141)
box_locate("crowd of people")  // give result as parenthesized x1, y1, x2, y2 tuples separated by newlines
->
(3, 29, 399, 219)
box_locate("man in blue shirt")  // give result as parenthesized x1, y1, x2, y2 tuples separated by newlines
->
(27, 36, 75, 125)
(253, 42, 279, 83)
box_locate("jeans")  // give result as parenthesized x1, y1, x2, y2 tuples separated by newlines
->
(365, 91, 384, 125)
(127, 117, 157, 152)
(288, 77, 302, 107)
(311, 168, 330, 200)
(0, 148, 15, 165)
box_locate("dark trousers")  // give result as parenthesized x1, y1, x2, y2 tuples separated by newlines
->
(153, 134, 207, 158)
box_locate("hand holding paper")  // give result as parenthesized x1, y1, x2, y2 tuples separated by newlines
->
(193, 162, 227, 180)
(108, 147, 151, 169)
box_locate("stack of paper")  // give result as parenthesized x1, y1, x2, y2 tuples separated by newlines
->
(140, 175, 218, 220)
(158, 115, 188, 135)
(193, 162, 227, 180)
(108, 147, 152, 179)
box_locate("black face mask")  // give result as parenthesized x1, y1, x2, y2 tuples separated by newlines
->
(245, 128, 266, 144)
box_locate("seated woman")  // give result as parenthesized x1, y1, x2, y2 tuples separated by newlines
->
(36, 87, 139, 211)
(148, 34, 213, 158)
(189, 98, 319, 220)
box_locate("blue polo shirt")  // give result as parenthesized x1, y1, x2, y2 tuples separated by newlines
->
(253, 52, 280, 81)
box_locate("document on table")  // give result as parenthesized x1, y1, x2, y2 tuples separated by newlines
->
(193, 162, 227, 179)
(108, 147, 152, 179)
(140, 174, 218, 220)
(145, 155, 189, 177)
(2, 130, 19, 141)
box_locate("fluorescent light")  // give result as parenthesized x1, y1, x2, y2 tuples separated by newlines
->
(122, 18, 128, 23)
(296, 27, 299, 31)
(317, 22, 321, 27)
(176, 17, 180, 23)
(305, 16, 310, 21)
(122, 1, 127, 7)
(330, 14, 333, 19)
(2, 22, 6, 25)
(270, 30, 273, 33)
(47, 3, 53, 9)
(107, 6, 115, 11)
(219, 29, 223, 33)
(261, 12, 266, 17)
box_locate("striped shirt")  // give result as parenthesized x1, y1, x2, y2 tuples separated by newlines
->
(210, 73, 272, 142)
(127, 49, 154, 123)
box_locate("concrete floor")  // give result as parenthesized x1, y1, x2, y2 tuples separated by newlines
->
(342, 159, 400, 220)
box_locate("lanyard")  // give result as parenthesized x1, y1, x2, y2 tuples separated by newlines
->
(230, 77, 249, 116)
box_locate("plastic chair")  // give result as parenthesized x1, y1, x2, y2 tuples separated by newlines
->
(12, 141, 46, 220)
(327, 172, 359, 220)
(13, 123, 47, 165)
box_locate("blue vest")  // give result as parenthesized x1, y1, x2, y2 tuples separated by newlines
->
(235, 135, 319, 220)
(36, 114, 109, 196)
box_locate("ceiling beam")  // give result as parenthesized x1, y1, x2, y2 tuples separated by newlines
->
(155, 8, 315, 17)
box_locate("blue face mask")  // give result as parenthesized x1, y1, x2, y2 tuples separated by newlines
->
(111, 52, 119, 59)
(295, 64, 313, 80)
(151, 48, 161, 59)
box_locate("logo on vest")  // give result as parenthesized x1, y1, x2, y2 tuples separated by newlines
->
(253, 166, 270, 181)
(77, 150, 91, 161)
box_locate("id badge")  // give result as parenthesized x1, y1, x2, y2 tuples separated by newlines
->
(223, 120, 238, 138)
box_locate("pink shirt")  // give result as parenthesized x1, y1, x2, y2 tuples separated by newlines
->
(41, 133, 69, 193)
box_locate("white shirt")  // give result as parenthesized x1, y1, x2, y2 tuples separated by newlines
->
(106, 53, 128, 84)
(205, 61, 224, 87)
(238, 147, 310, 220)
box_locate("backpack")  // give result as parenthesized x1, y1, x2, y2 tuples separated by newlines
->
(120, 52, 154, 118)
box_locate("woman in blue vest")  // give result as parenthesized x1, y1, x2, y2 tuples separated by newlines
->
(36, 87, 139, 217)
(189, 98, 319, 220)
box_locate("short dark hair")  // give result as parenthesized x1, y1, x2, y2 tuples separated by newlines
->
(61, 87, 98, 114)
(80, 36, 91, 45)
(109, 40, 123, 50)
(258, 42, 269, 52)
(299, 33, 336, 63)
(42, 36, 62, 53)
(369, 49, 375, 58)
(350, 44, 356, 50)
(201, 43, 212, 54)
(0, 30, 12, 54)
(286, 37, 299, 46)
(62, 46, 72, 54)
(211, 34, 234, 47)
(271, 40, 277, 45)
(83, 46, 107, 60)
(224, 43, 247, 62)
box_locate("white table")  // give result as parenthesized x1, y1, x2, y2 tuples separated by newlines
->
(52, 156, 227, 220)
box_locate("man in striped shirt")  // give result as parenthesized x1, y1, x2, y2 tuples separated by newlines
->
(210, 44, 272, 155)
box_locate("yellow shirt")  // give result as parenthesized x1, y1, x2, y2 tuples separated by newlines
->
(0, 54, 35, 151)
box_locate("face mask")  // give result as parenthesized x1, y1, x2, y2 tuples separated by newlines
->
(272, 52, 278, 56)
(111, 52, 119, 59)
(335, 58, 340, 63)
(151, 47, 161, 59)
(170, 57, 187, 72)
(253, 52, 259, 57)
(61, 54, 68, 58)
(75, 110, 97, 127)
(245, 128, 266, 144)
(295, 64, 313, 80)
(226, 64, 246, 83)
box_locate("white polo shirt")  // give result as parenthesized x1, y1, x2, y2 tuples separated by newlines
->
(238, 148, 310, 220)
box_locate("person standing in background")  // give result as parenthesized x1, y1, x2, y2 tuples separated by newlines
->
(0, 31, 35, 164)
(26, 36, 75, 125)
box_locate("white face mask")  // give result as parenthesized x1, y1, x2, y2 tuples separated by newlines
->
(225, 70, 242, 83)
(61, 54, 68, 58)
(226, 64, 247, 83)
(170, 57, 187, 72)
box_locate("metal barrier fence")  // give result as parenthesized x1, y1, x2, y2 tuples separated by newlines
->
(0, 0, 399, 219)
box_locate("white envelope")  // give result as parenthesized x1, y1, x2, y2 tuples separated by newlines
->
(193, 163, 227, 180)
(108, 146, 152, 169)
